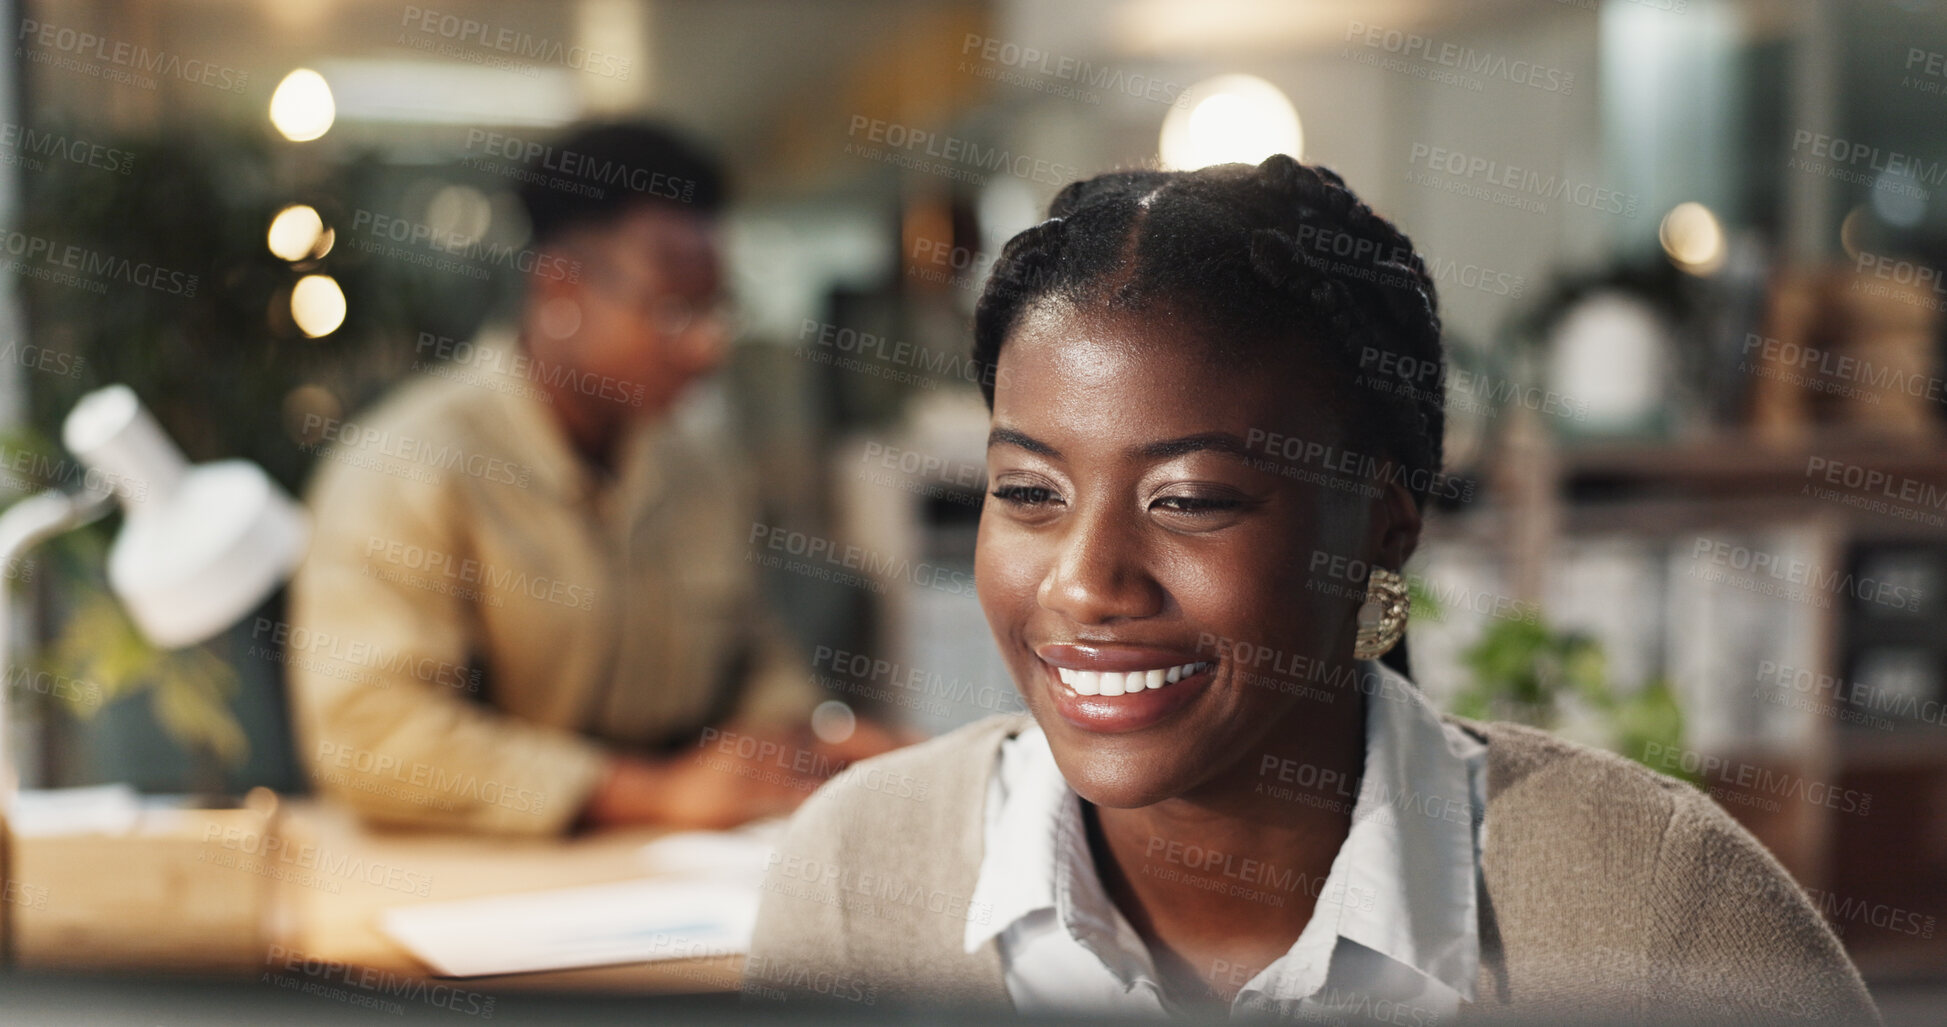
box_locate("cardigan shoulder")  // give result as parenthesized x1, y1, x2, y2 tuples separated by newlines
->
(743, 713, 1027, 1010)
(1452, 717, 1879, 1025)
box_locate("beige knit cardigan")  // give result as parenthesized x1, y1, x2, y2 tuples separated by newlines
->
(744, 713, 1880, 1024)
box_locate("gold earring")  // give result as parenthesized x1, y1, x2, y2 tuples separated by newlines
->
(1353, 567, 1409, 660)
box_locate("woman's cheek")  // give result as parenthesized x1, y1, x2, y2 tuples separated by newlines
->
(974, 518, 1026, 626)
(975, 524, 1039, 701)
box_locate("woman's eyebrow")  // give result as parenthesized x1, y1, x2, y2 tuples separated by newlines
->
(988, 426, 1060, 457)
(986, 429, 1255, 461)
(1135, 432, 1254, 460)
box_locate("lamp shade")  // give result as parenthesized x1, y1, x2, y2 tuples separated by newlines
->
(62, 385, 309, 649)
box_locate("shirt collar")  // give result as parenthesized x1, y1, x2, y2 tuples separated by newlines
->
(964, 659, 1485, 1003)
(1302, 659, 1484, 1000)
(965, 722, 1064, 952)
(964, 731, 1162, 989)
(466, 324, 670, 507)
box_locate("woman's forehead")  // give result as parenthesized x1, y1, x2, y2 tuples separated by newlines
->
(993, 305, 1352, 449)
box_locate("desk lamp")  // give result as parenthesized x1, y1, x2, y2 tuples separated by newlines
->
(0, 383, 309, 800)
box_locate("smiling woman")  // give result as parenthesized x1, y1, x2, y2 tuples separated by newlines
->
(744, 156, 1881, 1025)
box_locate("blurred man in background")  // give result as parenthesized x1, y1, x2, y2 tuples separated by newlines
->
(289, 121, 890, 835)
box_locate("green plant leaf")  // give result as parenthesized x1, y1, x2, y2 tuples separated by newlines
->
(29, 552, 249, 768)
(1441, 594, 1684, 776)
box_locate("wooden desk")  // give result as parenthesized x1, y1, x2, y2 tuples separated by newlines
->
(267, 801, 743, 994)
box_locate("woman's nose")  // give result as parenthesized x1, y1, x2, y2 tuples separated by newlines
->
(1036, 504, 1164, 624)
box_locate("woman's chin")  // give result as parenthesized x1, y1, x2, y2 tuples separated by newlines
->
(1046, 750, 1184, 811)
(1072, 780, 1175, 811)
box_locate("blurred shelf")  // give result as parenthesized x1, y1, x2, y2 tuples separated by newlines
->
(1558, 429, 1947, 495)
(1431, 428, 1947, 541)
(1833, 728, 1947, 768)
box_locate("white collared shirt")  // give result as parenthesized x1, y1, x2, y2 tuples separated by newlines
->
(964, 660, 1487, 1020)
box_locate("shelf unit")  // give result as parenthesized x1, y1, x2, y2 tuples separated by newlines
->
(1428, 409, 1947, 980)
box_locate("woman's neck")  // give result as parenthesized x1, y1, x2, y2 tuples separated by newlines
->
(1086, 687, 1368, 1007)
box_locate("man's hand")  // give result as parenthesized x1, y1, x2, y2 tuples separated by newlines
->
(581, 737, 819, 830)
(578, 718, 920, 831)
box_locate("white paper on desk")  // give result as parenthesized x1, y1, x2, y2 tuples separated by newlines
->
(381, 878, 758, 978)
(636, 818, 785, 884)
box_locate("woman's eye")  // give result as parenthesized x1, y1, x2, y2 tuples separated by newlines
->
(991, 484, 1060, 507)
(1152, 494, 1245, 514)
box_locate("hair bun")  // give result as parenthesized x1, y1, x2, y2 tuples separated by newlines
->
(1256, 153, 1303, 190)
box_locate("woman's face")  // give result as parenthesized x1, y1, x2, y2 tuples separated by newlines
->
(976, 300, 1408, 810)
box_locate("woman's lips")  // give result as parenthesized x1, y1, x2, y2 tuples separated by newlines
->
(1035, 643, 1215, 733)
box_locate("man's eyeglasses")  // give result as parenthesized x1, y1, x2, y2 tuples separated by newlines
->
(580, 261, 744, 338)
(642, 294, 744, 338)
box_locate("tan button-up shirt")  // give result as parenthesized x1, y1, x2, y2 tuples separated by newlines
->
(287, 330, 819, 834)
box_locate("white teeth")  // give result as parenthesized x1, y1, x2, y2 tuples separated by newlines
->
(1055, 662, 1210, 696)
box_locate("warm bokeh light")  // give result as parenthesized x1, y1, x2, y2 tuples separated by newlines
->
(1159, 74, 1302, 170)
(266, 205, 328, 262)
(290, 274, 347, 337)
(1658, 201, 1726, 275)
(1839, 205, 1870, 262)
(270, 69, 336, 142)
(426, 185, 493, 248)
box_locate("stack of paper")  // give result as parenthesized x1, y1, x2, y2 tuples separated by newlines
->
(380, 819, 785, 978)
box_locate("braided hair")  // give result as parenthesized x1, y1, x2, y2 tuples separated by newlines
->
(972, 154, 1445, 511)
